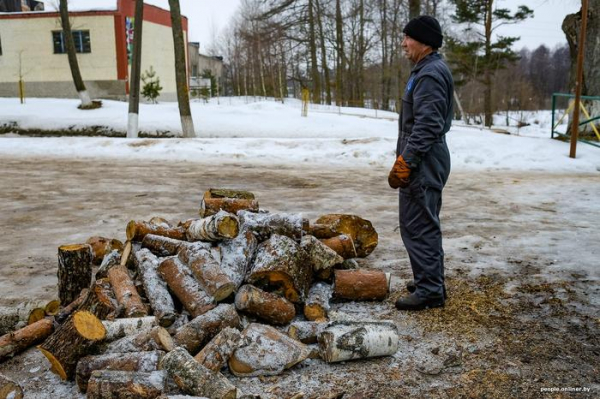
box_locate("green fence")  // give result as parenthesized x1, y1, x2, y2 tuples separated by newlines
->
(551, 93, 600, 148)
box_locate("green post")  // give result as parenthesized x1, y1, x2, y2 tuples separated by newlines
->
(551, 93, 556, 139)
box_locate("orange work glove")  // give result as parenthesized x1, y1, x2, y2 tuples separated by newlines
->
(388, 155, 411, 189)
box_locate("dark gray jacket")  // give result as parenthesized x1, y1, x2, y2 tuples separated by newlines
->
(397, 52, 454, 191)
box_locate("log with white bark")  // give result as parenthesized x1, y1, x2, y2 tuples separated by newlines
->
(247, 235, 312, 303)
(95, 250, 121, 280)
(104, 326, 173, 354)
(317, 321, 399, 363)
(55, 289, 89, 324)
(107, 261, 147, 318)
(333, 270, 390, 301)
(186, 211, 240, 242)
(288, 321, 326, 344)
(75, 350, 163, 392)
(228, 323, 311, 377)
(218, 230, 258, 290)
(134, 249, 176, 326)
(38, 311, 106, 380)
(238, 210, 308, 242)
(86, 236, 124, 265)
(159, 347, 237, 399)
(173, 304, 240, 354)
(312, 214, 378, 258)
(78, 278, 120, 321)
(199, 188, 259, 218)
(101, 317, 157, 341)
(142, 234, 188, 257)
(234, 285, 295, 325)
(304, 282, 333, 321)
(86, 370, 166, 399)
(127, 220, 187, 242)
(157, 257, 215, 318)
(319, 235, 357, 260)
(58, 243, 93, 306)
(193, 327, 243, 371)
(0, 300, 59, 335)
(0, 373, 23, 399)
(301, 235, 343, 280)
(0, 318, 54, 363)
(178, 246, 235, 302)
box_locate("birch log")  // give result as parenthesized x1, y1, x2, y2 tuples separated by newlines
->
(317, 321, 399, 363)
(107, 263, 147, 318)
(95, 250, 121, 280)
(0, 373, 23, 399)
(104, 326, 173, 354)
(101, 317, 157, 341)
(141, 234, 188, 257)
(127, 220, 187, 242)
(77, 279, 120, 321)
(57, 243, 93, 306)
(304, 282, 332, 321)
(199, 189, 259, 218)
(301, 235, 343, 280)
(178, 246, 235, 302)
(0, 301, 59, 335)
(288, 321, 326, 344)
(234, 285, 295, 325)
(186, 211, 240, 242)
(86, 370, 166, 399)
(312, 214, 378, 258)
(0, 319, 54, 363)
(159, 347, 237, 399)
(134, 249, 176, 326)
(333, 270, 390, 301)
(238, 210, 307, 242)
(319, 235, 357, 260)
(193, 327, 243, 371)
(218, 230, 258, 290)
(86, 236, 124, 265)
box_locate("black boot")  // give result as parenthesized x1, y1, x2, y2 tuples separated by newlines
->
(406, 281, 448, 300)
(395, 293, 444, 311)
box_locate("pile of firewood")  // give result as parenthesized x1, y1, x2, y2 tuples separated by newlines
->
(0, 189, 399, 399)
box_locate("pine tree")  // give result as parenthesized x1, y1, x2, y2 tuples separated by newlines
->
(141, 66, 163, 104)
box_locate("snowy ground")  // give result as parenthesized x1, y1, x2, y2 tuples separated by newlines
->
(0, 97, 598, 398)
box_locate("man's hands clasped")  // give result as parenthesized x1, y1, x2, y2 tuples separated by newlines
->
(388, 155, 411, 189)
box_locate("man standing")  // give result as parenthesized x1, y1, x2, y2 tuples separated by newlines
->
(389, 15, 454, 311)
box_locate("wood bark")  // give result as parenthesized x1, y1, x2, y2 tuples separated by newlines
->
(86, 370, 166, 399)
(218, 230, 258, 290)
(199, 189, 259, 218)
(228, 323, 311, 377)
(0, 318, 54, 363)
(86, 237, 124, 265)
(127, 220, 187, 242)
(101, 317, 157, 341)
(104, 326, 173, 354)
(127, 0, 144, 139)
(95, 250, 121, 280)
(76, 350, 163, 392)
(159, 347, 237, 398)
(178, 246, 235, 302)
(304, 282, 332, 321)
(0, 373, 23, 399)
(194, 327, 243, 371)
(318, 321, 399, 363)
(77, 279, 120, 321)
(0, 301, 59, 335)
(186, 211, 240, 242)
(301, 235, 343, 280)
(234, 285, 295, 325)
(333, 270, 390, 301)
(107, 263, 147, 318)
(38, 310, 106, 380)
(319, 234, 357, 260)
(141, 234, 188, 257)
(312, 214, 378, 258)
(238, 210, 307, 242)
(55, 288, 88, 324)
(247, 235, 312, 304)
(134, 249, 176, 326)
(173, 304, 240, 354)
(157, 257, 216, 318)
(57, 243, 93, 306)
(288, 321, 326, 344)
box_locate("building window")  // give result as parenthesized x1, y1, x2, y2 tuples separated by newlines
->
(52, 30, 91, 54)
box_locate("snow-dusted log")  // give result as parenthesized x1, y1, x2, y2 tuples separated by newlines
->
(333, 270, 390, 301)
(301, 235, 343, 280)
(288, 321, 326, 344)
(86, 370, 166, 399)
(159, 347, 237, 399)
(186, 211, 240, 242)
(157, 257, 215, 318)
(104, 326, 173, 354)
(178, 246, 235, 302)
(317, 321, 399, 363)
(228, 323, 311, 377)
(238, 210, 308, 242)
(247, 235, 312, 303)
(312, 214, 378, 258)
(101, 317, 157, 341)
(142, 234, 188, 257)
(75, 350, 163, 392)
(77, 278, 120, 321)
(304, 282, 333, 321)
(173, 304, 240, 354)
(218, 231, 258, 290)
(199, 189, 259, 218)
(194, 327, 243, 371)
(319, 234, 357, 260)
(0, 373, 23, 399)
(86, 236, 124, 266)
(234, 285, 295, 325)
(95, 250, 121, 280)
(58, 243, 93, 306)
(107, 261, 147, 318)
(55, 289, 88, 324)
(0, 318, 54, 363)
(134, 249, 176, 326)
(0, 300, 59, 335)
(38, 311, 106, 381)
(127, 220, 187, 242)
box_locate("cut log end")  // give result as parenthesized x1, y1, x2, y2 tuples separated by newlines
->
(304, 305, 326, 322)
(59, 243, 89, 252)
(73, 311, 106, 341)
(27, 308, 46, 325)
(126, 221, 137, 242)
(45, 300, 61, 316)
(217, 216, 240, 239)
(38, 346, 67, 380)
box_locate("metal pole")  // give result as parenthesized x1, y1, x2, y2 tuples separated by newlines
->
(551, 94, 556, 138)
(569, 0, 589, 159)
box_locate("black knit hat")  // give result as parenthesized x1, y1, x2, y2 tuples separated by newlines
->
(403, 15, 443, 49)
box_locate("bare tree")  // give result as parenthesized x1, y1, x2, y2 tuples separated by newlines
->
(127, 0, 144, 138)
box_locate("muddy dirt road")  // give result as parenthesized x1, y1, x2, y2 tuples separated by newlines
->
(0, 156, 598, 398)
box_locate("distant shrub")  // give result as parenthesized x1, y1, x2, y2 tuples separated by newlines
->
(141, 66, 163, 104)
